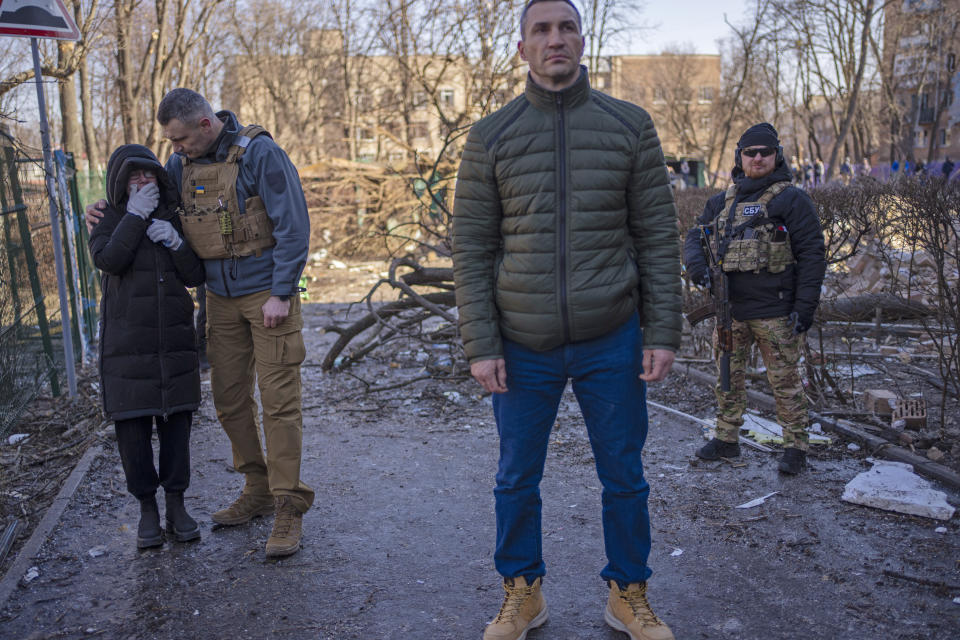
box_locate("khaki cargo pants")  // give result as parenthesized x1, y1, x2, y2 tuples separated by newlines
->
(714, 316, 810, 451)
(207, 289, 314, 513)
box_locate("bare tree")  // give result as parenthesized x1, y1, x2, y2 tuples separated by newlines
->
(581, 0, 646, 78)
(775, 0, 881, 181)
(113, 0, 226, 152)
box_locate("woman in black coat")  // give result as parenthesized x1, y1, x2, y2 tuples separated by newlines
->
(89, 144, 205, 549)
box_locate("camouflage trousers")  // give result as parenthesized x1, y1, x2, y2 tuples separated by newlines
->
(714, 316, 809, 451)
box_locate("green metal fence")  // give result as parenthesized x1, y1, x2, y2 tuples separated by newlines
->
(0, 126, 99, 438)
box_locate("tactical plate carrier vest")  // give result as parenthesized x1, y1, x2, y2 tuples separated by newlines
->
(717, 181, 795, 274)
(179, 125, 276, 260)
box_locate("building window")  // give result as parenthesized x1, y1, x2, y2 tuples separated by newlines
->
(358, 128, 374, 141)
(653, 87, 667, 103)
(941, 128, 948, 145)
(408, 122, 429, 140)
(355, 91, 372, 111)
(440, 88, 455, 108)
(948, 52, 957, 71)
(698, 86, 714, 102)
(412, 91, 427, 108)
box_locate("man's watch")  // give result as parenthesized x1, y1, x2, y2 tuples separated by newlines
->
(277, 294, 291, 302)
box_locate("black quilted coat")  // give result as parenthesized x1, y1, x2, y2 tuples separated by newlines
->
(89, 145, 205, 420)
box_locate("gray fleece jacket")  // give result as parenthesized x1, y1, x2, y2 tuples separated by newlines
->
(164, 110, 309, 298)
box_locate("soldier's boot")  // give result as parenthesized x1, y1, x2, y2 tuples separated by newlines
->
(483, 576, 548, 640)
(212, 491, 275, 526)
(265, 496, 303, 558)
(136, 496, 164, 549)
(778, 448, 806, 475)
(164, 491, 201, 542)
(605, 581, 675, 640)
(695, 437, 740, 460)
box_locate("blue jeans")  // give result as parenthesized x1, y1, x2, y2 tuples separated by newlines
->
(492, 314, 652, 586)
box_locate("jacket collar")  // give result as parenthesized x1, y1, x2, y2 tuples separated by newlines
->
(193, 110, 241, 163)
(524, 65, 591, 111)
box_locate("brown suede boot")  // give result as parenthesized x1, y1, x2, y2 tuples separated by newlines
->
(604, 581, 674, 640)
(483, 576, 548, 640)
(265, 496, 303, 558)
(211, 492, 274, 526)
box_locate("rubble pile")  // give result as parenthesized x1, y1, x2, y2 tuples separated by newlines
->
(824, 239, 959, 310)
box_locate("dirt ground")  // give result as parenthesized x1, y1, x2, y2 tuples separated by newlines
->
(1, 267, 959, 640)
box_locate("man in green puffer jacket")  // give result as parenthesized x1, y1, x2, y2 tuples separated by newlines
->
(452, 2, 681, 639)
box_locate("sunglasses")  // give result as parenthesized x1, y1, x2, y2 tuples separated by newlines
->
(742, 147, 776, 158)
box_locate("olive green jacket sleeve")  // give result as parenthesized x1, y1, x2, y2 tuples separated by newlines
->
(452, 127, 503, 364)
(626, 115, 682, 352)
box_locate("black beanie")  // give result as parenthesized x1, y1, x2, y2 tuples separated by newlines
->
(738, 123, 779, 149)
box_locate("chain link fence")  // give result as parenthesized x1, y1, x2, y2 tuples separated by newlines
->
(0, 125, 99, 439)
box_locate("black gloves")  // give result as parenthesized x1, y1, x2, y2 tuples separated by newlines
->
(687, 266, 710, 289)
(789, 311, 813, 335)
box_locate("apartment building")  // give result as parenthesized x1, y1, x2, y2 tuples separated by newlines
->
(882, 0, 960, 166)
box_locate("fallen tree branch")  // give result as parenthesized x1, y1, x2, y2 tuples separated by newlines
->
(388, 258, 457, 324)
(881, 569, 960, 591)
(321, 292, 456, 370)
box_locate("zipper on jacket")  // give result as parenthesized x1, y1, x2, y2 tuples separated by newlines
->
(155, 244, 169, 419)
(556, 93, 571, 343)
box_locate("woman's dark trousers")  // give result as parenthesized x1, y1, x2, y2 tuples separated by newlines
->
(115, 412, 192, 499)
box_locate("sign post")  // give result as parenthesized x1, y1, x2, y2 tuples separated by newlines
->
(1, 1, 82, 398)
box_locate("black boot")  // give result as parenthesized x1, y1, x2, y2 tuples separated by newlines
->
(696, 437, 741, 460)
(778, 447, 807, 475)
(165, 492, 201, 542)
(137, 496, 164, 549)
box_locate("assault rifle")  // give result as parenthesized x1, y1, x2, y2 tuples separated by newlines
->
(685, 226, 733, 391)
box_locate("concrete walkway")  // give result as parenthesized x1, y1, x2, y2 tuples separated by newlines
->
(1, 304, 957, 639)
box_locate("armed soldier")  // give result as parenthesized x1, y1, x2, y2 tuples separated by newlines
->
(684, 123, 826, 474)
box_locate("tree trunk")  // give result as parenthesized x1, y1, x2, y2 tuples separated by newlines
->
(115, 0, 139, 143)
(824, 0, 874, 182)
(78, 52, 99, 171)
(57, 42, 83, 159)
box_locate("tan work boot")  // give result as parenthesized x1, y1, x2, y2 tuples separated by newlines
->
(483, 576, 548, 640)
(211, 492, 274, 526)
(265, 496, 303, 558)
(605, 581, 674, 640)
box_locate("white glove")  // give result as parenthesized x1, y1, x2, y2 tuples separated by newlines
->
(147, 219, 183, 250)
(127, 183, 159, 219)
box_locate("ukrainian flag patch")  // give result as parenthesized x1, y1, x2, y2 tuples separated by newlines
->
(195, 186, 206, 194)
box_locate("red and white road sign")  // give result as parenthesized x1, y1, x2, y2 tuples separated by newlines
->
(0, 0, 80, 40)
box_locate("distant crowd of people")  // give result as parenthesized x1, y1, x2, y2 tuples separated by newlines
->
(786, 155, 957, 187)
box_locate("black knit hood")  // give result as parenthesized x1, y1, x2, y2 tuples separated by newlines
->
(105, 144, 178, 217)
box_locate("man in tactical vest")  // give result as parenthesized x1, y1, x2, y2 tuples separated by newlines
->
(86, 89, 313, 556)
(684, 123, 826, 475)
